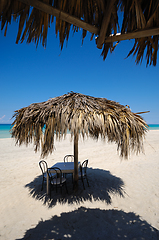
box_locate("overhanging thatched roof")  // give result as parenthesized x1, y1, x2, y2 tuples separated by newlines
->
(1, 0, 159, 66)
(11, 92, 148, 158)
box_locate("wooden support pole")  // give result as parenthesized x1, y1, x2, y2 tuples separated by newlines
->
(74, 131, 78, 190)
(104, 28, 159, 43)
(97, 0, 116, 49)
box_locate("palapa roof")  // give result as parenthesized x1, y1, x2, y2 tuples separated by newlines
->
(1, 0, 159, 66)
(11, 92, 148, 158)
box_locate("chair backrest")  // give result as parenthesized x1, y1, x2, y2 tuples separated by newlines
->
(81, 159, 88, 176)
(47, 167, 63, 184)
(39, 160, 48, 175)
(64, 155, 74, 162)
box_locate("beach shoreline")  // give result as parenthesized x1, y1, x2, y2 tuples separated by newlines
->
(0, 131, 159, 239)
(0, 123, 159, 139)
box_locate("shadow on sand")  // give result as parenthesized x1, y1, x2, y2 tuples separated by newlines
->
(16, 207, 159, 240)
(25, 167, 125, 207)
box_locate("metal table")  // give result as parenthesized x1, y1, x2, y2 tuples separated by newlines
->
(46, 162, 80, 195)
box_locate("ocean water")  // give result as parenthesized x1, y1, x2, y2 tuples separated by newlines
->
(0, 124, 159, 139)
(0, 124, 12, 138)
(148, 124, 159, 130)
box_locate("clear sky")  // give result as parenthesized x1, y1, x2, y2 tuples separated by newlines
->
(0, 21, 159, 124)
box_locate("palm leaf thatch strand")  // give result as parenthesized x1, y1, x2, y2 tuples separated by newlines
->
(0, 0, 159, 65)
(11, 92, 148, 159)
(120, 0, 159, 66)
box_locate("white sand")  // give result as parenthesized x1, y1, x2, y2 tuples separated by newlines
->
(0, 131, 159, 240)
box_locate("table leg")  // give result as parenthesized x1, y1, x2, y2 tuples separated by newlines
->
(47, 172, 49, 195)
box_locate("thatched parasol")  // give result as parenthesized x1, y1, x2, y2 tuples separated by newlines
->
(1, 0, 159, 66)
(11, 92, 148, 187)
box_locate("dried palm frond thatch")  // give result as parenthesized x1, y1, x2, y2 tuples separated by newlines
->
(11, 92, 147, 159)
(0, 0, 159, 66)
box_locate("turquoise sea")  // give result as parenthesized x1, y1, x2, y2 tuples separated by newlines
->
(0, 124, 13, 138)
(0, 124, 159, 139)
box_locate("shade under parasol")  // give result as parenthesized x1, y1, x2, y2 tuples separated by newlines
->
(11, 92, 148, 187)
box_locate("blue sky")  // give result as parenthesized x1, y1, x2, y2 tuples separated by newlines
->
(0, 21, 159, 124)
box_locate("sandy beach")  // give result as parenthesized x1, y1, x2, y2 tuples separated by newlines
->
(0, 130, 159, 240)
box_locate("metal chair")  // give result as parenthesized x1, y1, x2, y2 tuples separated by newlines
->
(64, 155, 74, 162)
(39, 160, 48, 191)
(47, 167, 68, 199)
(78, 159, 89, 189)
(63, 155, 74, 180)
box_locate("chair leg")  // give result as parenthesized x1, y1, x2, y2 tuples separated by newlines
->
(81, 177, 85, 190)
(41, 179, 44, 191)
(86, 176, 89, 187)
(72, 174, 73, 183)
(49, 185, 52, 199)
(65, 182, 68, 194)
